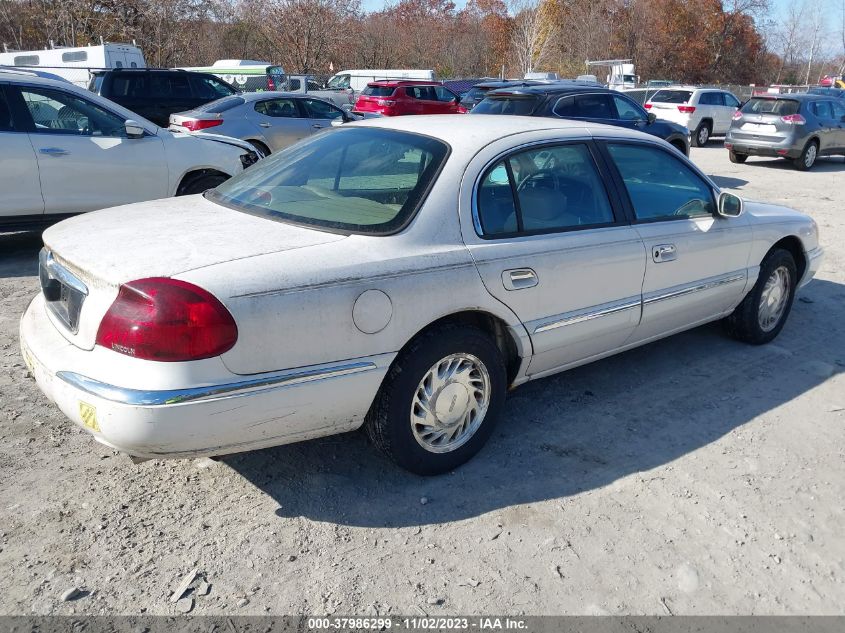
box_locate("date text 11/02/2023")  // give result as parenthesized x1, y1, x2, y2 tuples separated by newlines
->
(306, 617, 529, 630)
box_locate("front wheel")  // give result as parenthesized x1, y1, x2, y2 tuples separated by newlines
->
(178, 173, 228, 196)
(723, 248, 797, 345)
(364, 325, 507, 475)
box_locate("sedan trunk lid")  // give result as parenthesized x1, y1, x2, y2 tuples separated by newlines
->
(40, 195, 346, 350)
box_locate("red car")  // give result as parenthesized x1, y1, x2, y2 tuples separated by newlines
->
(353, 81, 467, 116)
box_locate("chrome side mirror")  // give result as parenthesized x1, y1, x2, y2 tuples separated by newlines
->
(125, 119, 145, 139)
(717, 191, 743, 217)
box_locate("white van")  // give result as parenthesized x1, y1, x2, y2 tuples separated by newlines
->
(325, 69, 436, 93)
(0, 44, 146, 87)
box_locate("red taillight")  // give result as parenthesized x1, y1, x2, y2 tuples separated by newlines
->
(678, 105, 696, 113)
(267, 75, 275, 91)
(644, 103, 652, 109)
(732, 110, 743, 120)
(96, 278, 237, 362)
(180, 119, 224, 132)
(781, 114, 806, 125)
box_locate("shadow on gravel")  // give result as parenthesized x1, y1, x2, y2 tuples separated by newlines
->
(743, 157, 845, 172)
(229, 279, 845, 528)
(0, 231, 42, 278)
(709, 175, 749, 189)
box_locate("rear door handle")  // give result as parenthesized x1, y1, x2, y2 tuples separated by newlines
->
(39, 147, 68, 157)
(312, 124, 325, 130)
(652, 244, 677, 263)
(259, 122, 271, 128)
(503, 268, 538, 290)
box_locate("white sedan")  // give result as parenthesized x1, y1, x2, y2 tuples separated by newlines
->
(0, 69, 259, 231)
(19, 115, 823, 475)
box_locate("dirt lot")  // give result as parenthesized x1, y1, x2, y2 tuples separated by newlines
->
(0, 144, 843, 617)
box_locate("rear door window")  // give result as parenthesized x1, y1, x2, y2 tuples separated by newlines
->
(110, 74, 146, 98)
(553, 93, 616, 119)
(477, 143, 615, 236)
(149, 74, 191, 99)
(190, 75, 237, 100)
(254, 98, 302, 118)
(811, 101, 833, 119)
(698, 92, 724, 106)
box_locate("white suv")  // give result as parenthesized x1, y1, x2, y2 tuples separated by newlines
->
(0, 70, 260, 231)
(645, 87, 742, 147)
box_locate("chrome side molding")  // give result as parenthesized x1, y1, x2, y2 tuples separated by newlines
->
(57, 361, 378, 407)
(534, 296, 641, 334)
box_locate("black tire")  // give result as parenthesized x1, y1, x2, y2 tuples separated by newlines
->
(793, 140, 818, 171)
(248, 140, 271, 156)
(692, 121, 711, 147)
(729, 150, 748, 163)
(177, 173, 228, 196)
(365, 324, 507, 475)
(723, 248, 797, 345)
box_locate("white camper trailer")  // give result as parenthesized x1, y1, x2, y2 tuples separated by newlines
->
(585, 59, 639, 90)
(0, 43, 146, 87)
(325, 69, 436, 93)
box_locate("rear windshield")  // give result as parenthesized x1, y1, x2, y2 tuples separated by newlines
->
(650, 90, 693, 104)
(463, 87, 489, 101)
(362, 85, 396, 97)
(198, 96, 245, 113)
(472, 96, 539, 115)
(207, 127, 450, 235)
(741, 98, 800, 116)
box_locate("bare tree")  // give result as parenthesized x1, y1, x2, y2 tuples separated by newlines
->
(508, 0, 553, 75)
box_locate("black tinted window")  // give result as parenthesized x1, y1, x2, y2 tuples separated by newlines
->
(698, 92, 723, 105)
(110, 74, 146, 97)
(304, 98, 343, 120)
(607, 144, 714, 221)
(472, 96, 538, 115)
(651, 90, 693, 104)
(362, 85, 395, 97)
(741, 98, 799, 116)
(191, 75, 236, 100)
(811, 101, 833, 118)
(0, 89, 15, 131)
(553, 94, 615, 119)
(149, 74, 191, 99)
(254, 98, 301, 118)
(477, 144, 614, 236)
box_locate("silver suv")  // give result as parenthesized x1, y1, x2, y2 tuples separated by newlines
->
(725, 94, 845, 170)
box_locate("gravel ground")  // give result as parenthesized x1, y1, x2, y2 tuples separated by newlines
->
(0, 144, 843, 616)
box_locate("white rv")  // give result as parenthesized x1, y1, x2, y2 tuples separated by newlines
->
(0, 43, 146, 87)
(325, 69, 436, 93)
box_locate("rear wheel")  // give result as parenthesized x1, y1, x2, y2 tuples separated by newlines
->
(364, 325, 507, 475)
(793, 140, 818, 171)
(692, 121, 711, 147)
(723, 248, 797, 345)
(729, 150, 748, 163)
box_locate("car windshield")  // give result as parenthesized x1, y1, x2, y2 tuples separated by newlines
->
(741, 98, 800, 116)
(326, 74, 350, 90)
(463, 87, 488, 101)
(650, 90, 693, 103)
(362, 85, 396, 97)
(472, 96, 539, 115)
(207, 127, 450, 234)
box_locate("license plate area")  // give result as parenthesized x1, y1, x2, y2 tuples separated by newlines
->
(741, 122, 777, 134)
(39, 249, 88, 334)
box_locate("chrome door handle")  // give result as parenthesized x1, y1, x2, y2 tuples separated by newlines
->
(502, 268, 538, 290)
(312, 124, 324, 129)
(259, 122, 271, 128)
(652, 244, 677, 263)
(39, 147, 68, 156)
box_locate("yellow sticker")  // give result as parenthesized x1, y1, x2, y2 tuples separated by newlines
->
(21, 346, 34, 374)
(79, 402, 101, 433)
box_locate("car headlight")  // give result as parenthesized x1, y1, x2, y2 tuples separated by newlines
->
(240, 150, 261, 168)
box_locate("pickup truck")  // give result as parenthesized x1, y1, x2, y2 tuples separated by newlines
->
(285, 74, 357, 110)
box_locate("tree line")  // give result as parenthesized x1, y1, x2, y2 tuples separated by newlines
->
(1, 0, 843, 86)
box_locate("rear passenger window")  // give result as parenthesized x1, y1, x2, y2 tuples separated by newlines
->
(698, 92, 723, 106)
(254, 98, 300, 117)
(477, 144, 615, 236)
(812, 101, 833, 118)
(607, 143, 714, 221)
(553, 94, 615, 119)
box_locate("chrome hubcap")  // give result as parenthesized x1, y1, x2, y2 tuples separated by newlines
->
(758, 265, 790, 332)
(410, 353, 491, 454)
(698, 127, 709, 145)
(805, 144, 817, 167)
